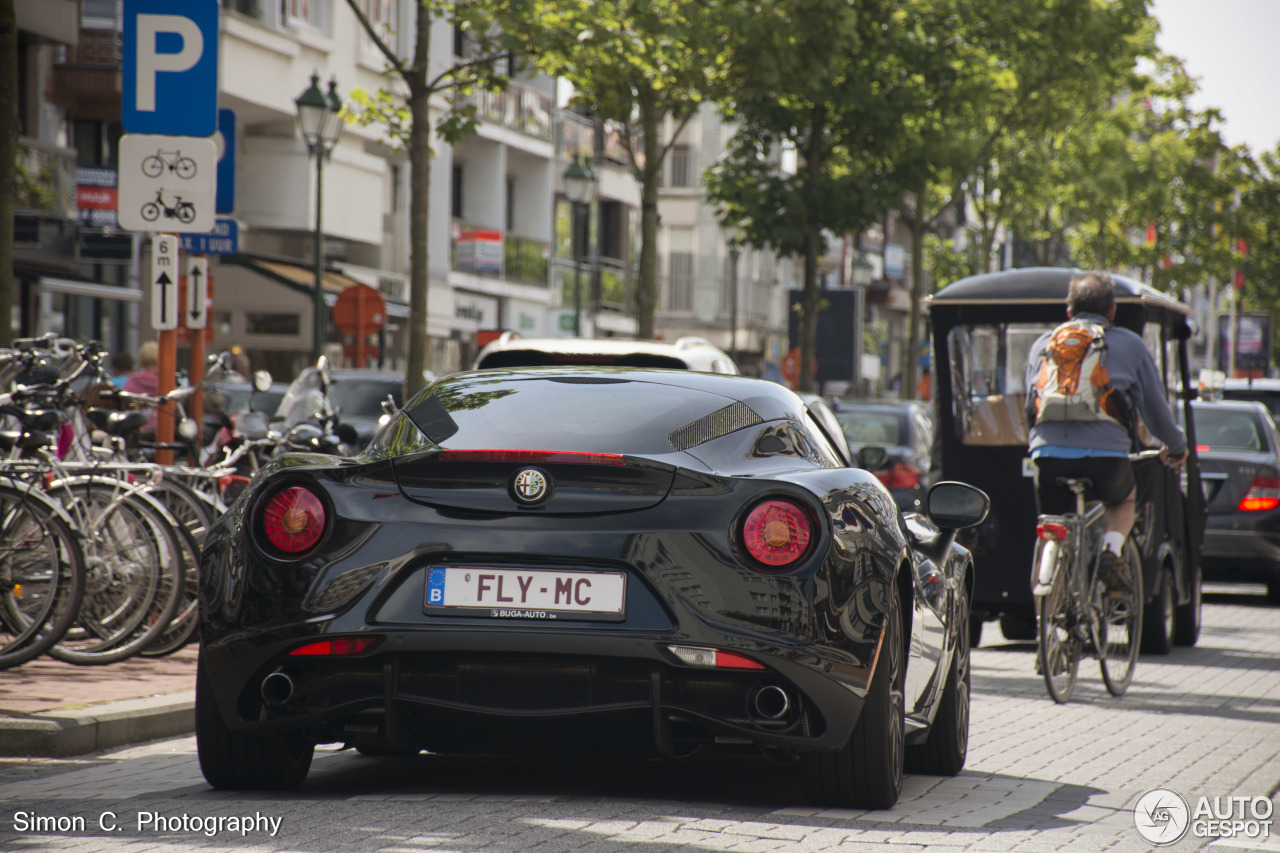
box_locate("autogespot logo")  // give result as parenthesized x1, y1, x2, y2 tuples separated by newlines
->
(1134, 788, 1191, 845)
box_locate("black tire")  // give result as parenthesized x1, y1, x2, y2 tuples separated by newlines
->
(803, 582, 904, 809)
(1174, 562, 1202, 646)
(1037, 547, 1079, 705)
(1267, 582, 1280, 607)
(1140, 566, 1174, 655)
(968, 616, 983, 649)
(907, 578, 970, 776)
(1098, 541, 1143, 697)
(999, 613, 1036, 641)
(196, 650, 314, 790)
(355, 745, 420, 757)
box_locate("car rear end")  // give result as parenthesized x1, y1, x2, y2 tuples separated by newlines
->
(199, 371, 897, 760)
(833, 401, 930, 511)
(1192, 401, 1280, 597)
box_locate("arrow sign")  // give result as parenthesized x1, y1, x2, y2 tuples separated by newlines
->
(151, 233, 179, 330)
(186, 256, 208, 329)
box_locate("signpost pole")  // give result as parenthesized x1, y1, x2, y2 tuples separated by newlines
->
(156, 327, 176, 466)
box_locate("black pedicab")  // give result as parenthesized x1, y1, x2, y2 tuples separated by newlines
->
(926, 267, 1205, 651)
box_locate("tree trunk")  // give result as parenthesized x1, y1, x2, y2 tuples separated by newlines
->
(635, 92, 661, 340)
(904, 184, 928, 401)
(403, 8, 433, 399)
(798, 107, 826, 394)
(0, 0, 17, 347)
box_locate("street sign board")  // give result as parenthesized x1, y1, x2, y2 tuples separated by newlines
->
(186, 256, 208, 330)
(151, 234, 179, 330)
(118, 134, 217, 233)
(216, 109, 236, 214)
(178, 218, 238, 255)
(122, 0, 219, 136)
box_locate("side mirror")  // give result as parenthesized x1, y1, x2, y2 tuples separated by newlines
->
(858, 446, 888, 470)
(253, 369, 273, 393)
(925, 481, 990, 529)
(316, 355, 332, 388)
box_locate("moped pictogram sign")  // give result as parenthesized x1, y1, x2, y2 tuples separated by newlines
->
(117, 134, 217, 233)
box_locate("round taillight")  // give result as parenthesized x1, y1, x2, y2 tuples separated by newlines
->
(262, 487, 326, 554)
(742, 499, 813, 569)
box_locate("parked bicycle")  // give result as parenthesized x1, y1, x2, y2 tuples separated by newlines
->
(141, 149, 197, 180)
(140, 190, 196, 224)
(1032, 449, 1164, 703)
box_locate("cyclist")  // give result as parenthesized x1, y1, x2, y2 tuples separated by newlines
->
(1025, 271, 1188, 594)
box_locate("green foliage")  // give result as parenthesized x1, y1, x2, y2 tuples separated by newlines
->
(342, 87, 412, 150)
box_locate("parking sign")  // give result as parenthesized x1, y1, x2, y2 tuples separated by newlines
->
(123, 0, 219, 137)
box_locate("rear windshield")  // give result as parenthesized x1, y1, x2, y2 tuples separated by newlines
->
(1222, 390, 1280, 420)
(478, 350, 690, 370)
(327, 377, 404, 414)
(835, 410, 906, 447)
(1192, 406, 1265, 452)
(399, 376, 739, 455)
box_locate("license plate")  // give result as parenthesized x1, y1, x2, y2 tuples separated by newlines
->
(424, 567, 627, 621)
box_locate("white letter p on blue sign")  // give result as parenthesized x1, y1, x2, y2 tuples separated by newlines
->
(123, 0, 218, 137)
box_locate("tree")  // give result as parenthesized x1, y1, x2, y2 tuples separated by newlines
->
(706, 0, 931, 392)
(514, 0, 733, 340)
(895, 0, 1153, 399)
(342, 0, 518, 398)
(0, 0, 17, 347)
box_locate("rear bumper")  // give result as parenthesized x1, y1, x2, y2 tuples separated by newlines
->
(1201, 522, 1280, 582)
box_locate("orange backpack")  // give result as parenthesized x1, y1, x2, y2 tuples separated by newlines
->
(1029, 320, 1131, 427)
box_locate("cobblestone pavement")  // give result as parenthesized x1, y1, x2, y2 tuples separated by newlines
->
(0, 589, 1277, 853)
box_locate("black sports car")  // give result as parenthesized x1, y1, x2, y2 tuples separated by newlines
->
(196, 368, 989, 809)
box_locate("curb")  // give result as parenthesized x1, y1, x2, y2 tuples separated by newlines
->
(0, 690, 195, 758)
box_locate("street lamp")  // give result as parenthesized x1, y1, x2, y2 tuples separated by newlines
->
(295, 72, 344, 362)
(563, 155, 599, 337)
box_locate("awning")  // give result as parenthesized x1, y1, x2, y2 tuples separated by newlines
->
(225, 256, 408, 317)
(40, 276, 142, 302)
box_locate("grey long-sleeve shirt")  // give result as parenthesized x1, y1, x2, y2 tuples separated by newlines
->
(1026, 312, 1187, 457)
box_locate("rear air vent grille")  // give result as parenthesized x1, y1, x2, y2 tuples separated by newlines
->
(669, 402, 763, 451)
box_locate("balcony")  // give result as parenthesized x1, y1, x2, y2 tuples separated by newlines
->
(469, 83, 553, 142)
(451, 222, 550, 286)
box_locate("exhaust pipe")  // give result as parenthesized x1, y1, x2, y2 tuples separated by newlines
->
(261, 671, 296, 707)
(752, 684, 791, 720)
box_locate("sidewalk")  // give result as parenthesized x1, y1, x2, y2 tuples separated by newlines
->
(0, 646, 198, 758)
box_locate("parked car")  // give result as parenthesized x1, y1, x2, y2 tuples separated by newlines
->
(1221, 377, 1280, 422)
(196, 366, 989, 809)
(829, 399, 936, 511)
(1188, 399, 1280, 604)
(474, 333, 739, 374)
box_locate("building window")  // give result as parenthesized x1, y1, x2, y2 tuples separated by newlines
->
(451, 165, 464, 218)
(82, 0, 121, 28)
(669, 144, 692, 188)
(506, 176, 515, 231)
(453, 25, 468, 58)
(668, 252, 693, 312)
(246, 313, 301, 336)
(288, 0, 331, 33)
(358, 0, 397, 54)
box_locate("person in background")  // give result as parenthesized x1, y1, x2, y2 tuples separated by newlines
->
(918, 366, 932, 402)
(124, 341, 160, 429)
(109, 352, 134, 388)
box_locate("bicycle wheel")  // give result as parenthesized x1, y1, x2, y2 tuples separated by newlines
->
(142, 156, 163, 178)
(1036, 539, 1080, 704)
(1098, 540, 1143, 697)
(0, 485, 86, 669)
(141, 202, 160, 222)
(139, 518, 200, 657)
(175, 157, 197, 179)
(177, 204, 196, 224)
(49, 484, 183, 665)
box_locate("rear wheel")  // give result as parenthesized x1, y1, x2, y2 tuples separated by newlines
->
(1173, 562, 1202, 646)
(1140, 565, 1175, 655)
(1037, 544, 1079, 704)
(907, 579, 970, 776)
(803, 582, 904, 809)
(196, 649, 314, 790)
(1098, 541, 1143, 697)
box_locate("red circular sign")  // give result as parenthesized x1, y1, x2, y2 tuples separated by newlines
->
(332, 284, 387, 338)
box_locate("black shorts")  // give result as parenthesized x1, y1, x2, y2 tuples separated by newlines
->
(1034, 455, 1136, 515)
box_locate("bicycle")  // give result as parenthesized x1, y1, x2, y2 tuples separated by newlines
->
(1032, 450, 1160, 703)
(142, 149, 197, 180)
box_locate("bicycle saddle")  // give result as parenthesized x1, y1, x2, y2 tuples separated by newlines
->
(86, 407, 150, 436)
(1054, 476, 1093, 491)
(0, 429, 51, 453)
